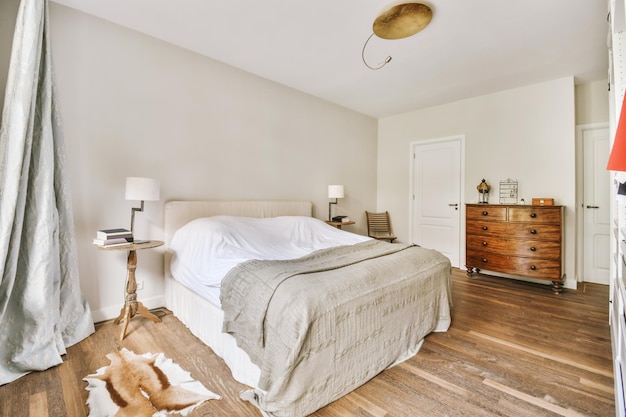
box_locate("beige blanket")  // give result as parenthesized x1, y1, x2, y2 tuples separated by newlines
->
(221, 240, 451, 417)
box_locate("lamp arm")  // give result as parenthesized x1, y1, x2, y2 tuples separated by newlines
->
(130, 200, 145, 233)
(328, 199, 338, 221)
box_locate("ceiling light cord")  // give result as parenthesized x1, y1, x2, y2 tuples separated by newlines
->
(362, 33, 392, 70)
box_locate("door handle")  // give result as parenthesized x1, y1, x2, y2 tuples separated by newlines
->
(586, 205, 600, 209)
(448, 203, 458, 207)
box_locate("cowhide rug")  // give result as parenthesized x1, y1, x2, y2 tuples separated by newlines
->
(84, 348, 220, 417)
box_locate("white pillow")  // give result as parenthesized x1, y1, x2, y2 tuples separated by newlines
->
(169, 216, 370, 287)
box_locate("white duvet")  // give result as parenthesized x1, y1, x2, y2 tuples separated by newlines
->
(169, 216, 371, 304)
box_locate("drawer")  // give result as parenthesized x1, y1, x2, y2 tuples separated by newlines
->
(466, 205, 507, 221)
(466, 235, 511, 255)
(467, 221, 559, 240)
(506, 239, 561, 258)
(466, 250, 513, 273)
(465, 221, 561, 237)
(466, 221, 510, 236)
(506, 224, 561, 240)
(508, 207, 561, 223)
(466, 251, 561, 280)
(466, 236, 560, 259)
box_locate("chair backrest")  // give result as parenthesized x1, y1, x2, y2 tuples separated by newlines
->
(365, 211, 395, 242)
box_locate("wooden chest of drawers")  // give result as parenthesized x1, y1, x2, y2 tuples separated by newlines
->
(465, 204, 564, 293)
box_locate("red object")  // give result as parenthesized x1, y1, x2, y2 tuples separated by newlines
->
(608, 94, 626, 171)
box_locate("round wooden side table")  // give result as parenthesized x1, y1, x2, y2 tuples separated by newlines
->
(96, 240, 164, 340)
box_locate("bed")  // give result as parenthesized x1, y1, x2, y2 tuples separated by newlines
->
(163, 200, 452, 417)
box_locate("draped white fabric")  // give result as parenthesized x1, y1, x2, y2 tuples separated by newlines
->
(0, 0, 94, 385)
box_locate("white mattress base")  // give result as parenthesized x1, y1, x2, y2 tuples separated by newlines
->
(164, 274, 261, 387)
(164, 272, 449, 389)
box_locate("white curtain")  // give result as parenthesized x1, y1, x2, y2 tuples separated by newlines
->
(0, 0, 94, 385)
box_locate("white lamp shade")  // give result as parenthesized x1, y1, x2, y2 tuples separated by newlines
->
(328, 185, 345, 199)
(125, 177, 160, 201)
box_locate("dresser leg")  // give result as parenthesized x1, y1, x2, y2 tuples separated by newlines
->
(466, 267, 478, 276)
(551, 280, 563, 294)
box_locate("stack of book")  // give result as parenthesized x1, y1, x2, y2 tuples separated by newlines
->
(93, 228, 133, 246)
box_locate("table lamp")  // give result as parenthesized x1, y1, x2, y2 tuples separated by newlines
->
(328, 185, 345, 221)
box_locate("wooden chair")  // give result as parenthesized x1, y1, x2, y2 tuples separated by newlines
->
(365, 211, 396, 242)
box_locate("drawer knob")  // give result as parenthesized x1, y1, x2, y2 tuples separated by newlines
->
(481, 258, 488, 263)
(482, 226, 488, 231)
(530, 265, 537, 270)
(482, 211, 488, 216)
(530, 213, 537, 218)
(530, 229, 537, 234)
(482, 241, 488, 246)
(530, 246, 536, 251)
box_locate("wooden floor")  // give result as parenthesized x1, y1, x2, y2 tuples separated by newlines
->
(0, 269, 614, 417)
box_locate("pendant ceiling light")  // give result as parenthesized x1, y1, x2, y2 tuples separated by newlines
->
(362, 2, 433, 70)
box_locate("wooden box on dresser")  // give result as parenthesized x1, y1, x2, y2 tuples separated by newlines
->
(465, 204, 565, 293)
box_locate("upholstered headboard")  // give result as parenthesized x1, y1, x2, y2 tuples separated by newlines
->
(163, 200, 313, 276)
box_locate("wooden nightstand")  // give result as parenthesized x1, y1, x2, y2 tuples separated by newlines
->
(325, 220, 355, 229)
(96, 240, 164, 340)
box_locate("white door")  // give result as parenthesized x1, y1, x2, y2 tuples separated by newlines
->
(411, 137, 462, 267)
(583, 125, 610, 284)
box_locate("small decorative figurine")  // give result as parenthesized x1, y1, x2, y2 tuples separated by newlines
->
(477, 179, 490, 204)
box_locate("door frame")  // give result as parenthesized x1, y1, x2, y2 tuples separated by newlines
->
(575, 122, 610, 283)
(409, 135, 466, 268)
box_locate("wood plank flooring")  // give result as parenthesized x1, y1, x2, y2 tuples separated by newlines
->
(0, 269, 614, 416)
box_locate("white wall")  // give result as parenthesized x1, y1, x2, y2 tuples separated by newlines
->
(576, 80, 610, 125)
(378, 78, 578, 289)
(48, 4, 378, 321)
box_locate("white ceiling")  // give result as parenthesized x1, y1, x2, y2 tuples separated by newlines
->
(50, 0, 609, 118)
